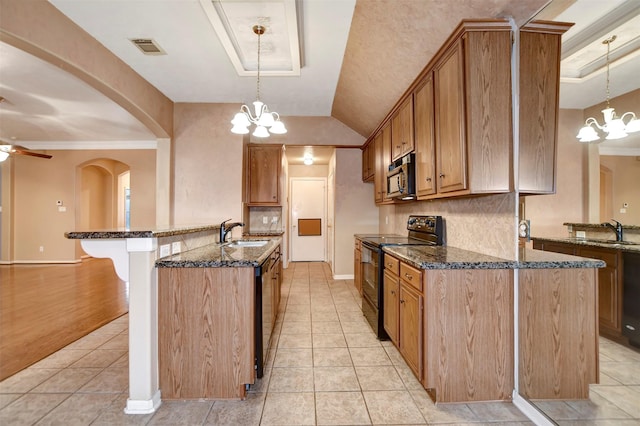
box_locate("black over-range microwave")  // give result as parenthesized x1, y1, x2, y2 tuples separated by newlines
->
(386, 153, 416, 200)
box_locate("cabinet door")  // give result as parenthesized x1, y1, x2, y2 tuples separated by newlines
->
(399, 283, 422, 378)
(374, 131, 384, 203)
(383, 270, 400, 344)
(518, 30, 561, 194)
(579, 247, 620, 335)
(391, 97, 414, 160)
(354, 246, 362, 295)
(361, 142, 375, 182)
(248, 145, 281, 204)
(414, 74, 436, 197)
(532, 240, 576, 255)
(434, 39, 467, 193)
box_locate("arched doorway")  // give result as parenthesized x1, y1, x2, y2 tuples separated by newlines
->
(76, 159, 130, 258)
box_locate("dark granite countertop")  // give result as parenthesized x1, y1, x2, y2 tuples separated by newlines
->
(65, 224, 219, 239)
(533, 236, 640, 253)
(243, 231, 284, 237)
(382, 245, 605, 270)
(155, 238, 281, 268)
(564, 222, 640, 231)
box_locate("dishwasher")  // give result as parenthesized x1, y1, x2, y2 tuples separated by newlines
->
(623, 251, 640, 347)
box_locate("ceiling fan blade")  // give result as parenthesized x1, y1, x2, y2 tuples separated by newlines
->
(0, 144, 53, 159)
(11, 148, 53, 159)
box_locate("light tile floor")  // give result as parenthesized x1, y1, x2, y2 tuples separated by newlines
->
(1, 262, 639, 425)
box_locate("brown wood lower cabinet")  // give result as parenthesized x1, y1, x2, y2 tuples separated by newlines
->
(533, 239, 623, 339)
(384, 250, 598, 402)
(424, 268, 513, 402)
(354, 240, 362, 295)
(519, 268, 599, 400)
(158, 267, 255, 400)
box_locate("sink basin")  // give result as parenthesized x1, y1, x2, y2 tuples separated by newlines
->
(226, 240, 268, 247)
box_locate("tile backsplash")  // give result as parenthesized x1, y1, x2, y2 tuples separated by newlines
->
(384, 193, 518, 260)
(248, 206, 283, 233)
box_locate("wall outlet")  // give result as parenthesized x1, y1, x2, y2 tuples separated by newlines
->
(58, 206, 66, 212)
(263, 216, 268, 224)
(160, 244, 170, 257)
(271, 216, 278, 223)
(171, 241, 181, 254)
(39, 246, 44, 253)
(620, 208, 627, 213)
(576, 231, 586, 239)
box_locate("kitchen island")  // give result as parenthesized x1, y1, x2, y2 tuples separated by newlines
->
(376, 243, 604, 403)
(65, 224, 223, 414)
(155, 238, 283, 400)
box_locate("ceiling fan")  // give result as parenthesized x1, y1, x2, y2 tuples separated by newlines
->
(0, 142, 53, 162)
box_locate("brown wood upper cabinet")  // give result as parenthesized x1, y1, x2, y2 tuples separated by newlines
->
(518, 22, 567, 194)
(361, 141, 375, 182)
(366, 19, 570, 203)
(374, 122, 393, 203)
(414, 74, 436, 197)
(247, 144, 282, 205)
(391, 96, 414, 161)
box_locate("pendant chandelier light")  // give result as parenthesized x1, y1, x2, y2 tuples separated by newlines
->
(577, 35, 640, 142)
(231, 25, 287, 138)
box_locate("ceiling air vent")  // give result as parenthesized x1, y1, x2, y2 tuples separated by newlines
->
(130, 38, 166, 55)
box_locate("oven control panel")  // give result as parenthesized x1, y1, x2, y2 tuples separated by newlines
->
(407, 215, 443, 233)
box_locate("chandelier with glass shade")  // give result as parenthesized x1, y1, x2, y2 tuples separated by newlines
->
(576, 35, 640, 143)
(231, 25, 287, 138)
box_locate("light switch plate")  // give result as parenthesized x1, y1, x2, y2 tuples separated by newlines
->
(160, 244, 170, 257)
(576, 231, 586, 238)
(172, 241, 181, 254)
(263, 216, 268, 224)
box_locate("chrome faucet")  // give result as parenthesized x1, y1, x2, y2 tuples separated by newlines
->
(603, 219, 623, 242)
(220, 219, 245, 243)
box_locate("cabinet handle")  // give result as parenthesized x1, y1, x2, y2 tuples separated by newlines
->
(426, 177, 432, 182)
(404, 273, 413, 280)
(396, 145, 401, 149)
(387, 263, 393, 268)
(400, 299, 405, 304)
(391, 290, 395, 295)
(439, 173, 445, 178)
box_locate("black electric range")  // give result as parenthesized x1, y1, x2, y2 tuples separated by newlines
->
(358, 216, 444, 339)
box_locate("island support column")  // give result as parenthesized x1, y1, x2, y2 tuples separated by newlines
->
(79, 237, 161, 414)
(125, 238, 161, 414)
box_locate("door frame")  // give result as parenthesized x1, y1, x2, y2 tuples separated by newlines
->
(288, 177, 327, 262)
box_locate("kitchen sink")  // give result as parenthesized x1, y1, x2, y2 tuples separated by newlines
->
(226, 240, 268, 247)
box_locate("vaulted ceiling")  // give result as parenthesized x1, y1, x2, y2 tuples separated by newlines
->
(0, 0, 639, 149)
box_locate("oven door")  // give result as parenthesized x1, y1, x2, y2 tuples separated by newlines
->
(360, 241, 379, 307)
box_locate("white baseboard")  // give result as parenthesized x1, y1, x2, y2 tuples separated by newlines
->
(333, 274, 354, 280)
(125, 390, 162, 414)
(512, 392, 554, 425)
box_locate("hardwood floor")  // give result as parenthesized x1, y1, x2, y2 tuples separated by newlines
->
(0, 258, 128, 380)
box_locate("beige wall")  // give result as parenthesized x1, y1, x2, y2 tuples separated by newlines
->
(288, 164, 329, 177)
(524, 108, 589, 238)
(3, 149, 155, 263)
(334, 149, 379, 276)
(599, 155, 640, 225)
(172, 103, 244, 232)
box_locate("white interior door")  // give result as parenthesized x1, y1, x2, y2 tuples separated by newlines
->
(290, 178, 326, 262)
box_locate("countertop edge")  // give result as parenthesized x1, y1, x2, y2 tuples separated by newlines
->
(380, 245, 605, 270)
(65, 224, 219, 239)
(533, 236, 640, 253)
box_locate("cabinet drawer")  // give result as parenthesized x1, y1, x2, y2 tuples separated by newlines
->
(400, 262, 422, 291)
(384, 254, 399, 275)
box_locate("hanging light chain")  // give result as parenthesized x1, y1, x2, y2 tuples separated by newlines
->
(254, 25, 265, 103)
(603, 35, 616, 109)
